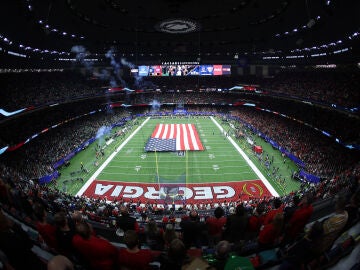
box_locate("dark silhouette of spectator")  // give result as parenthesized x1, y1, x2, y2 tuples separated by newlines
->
(72, 221, 118, 270)
(71, 210, 96, 236)
(210, 240, 232, 270)
(283, 195, 301, 223)
(116, 206, 140, 234)
(180, 210, 206, 248)
(118, 230, 155, 270)
(53, 211, 76, 258)
(144, 218, 164, 250)
(206, 207, 227, 247)
(279, 221, 324, 270)
(0, 209, 46, 270)
(163, 223, 179, 249)
(344, 191, 360, 230)
(157, 239, 190, 270)
(223, 204, 248, 244)
(33, 202, 57, 250)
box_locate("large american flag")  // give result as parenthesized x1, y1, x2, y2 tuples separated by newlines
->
(145, 124, 204, 152)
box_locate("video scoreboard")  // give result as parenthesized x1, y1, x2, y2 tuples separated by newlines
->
(131, 64, 231, 76)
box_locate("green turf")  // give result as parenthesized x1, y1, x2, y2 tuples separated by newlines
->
(52, 116, 301, 196)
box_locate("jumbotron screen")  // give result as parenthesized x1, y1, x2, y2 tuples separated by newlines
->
(131, 64, 231, 76)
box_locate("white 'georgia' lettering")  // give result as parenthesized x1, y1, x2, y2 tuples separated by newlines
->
(95, 184, 114, 195)
(178, 187, 193, 199)
(213, 186, 235, 199)
(193, 187, 213, 199)
(144, 187, 161, 199)
(122, 186, 143, 198)
(110, 185, 123, 197)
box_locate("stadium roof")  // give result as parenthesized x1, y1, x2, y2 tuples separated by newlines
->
(0, 0, 359, 64)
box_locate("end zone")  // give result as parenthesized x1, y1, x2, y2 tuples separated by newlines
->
(81, 179, 273, 204)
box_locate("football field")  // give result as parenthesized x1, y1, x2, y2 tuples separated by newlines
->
(54, 116, 300, 204)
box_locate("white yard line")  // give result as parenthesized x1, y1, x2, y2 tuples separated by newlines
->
(76, 117, 151, 196)
(210, 116, 279, 197)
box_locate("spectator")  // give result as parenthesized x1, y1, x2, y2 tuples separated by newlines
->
(71, 210, 96, 236)
(118, 230, 155, 270)
(144, 218, 164, 250)
(33, 202, 57, 250)
(247, 202, 266, 240)
(180, 210, 206, 248)
(116, 206, 140, 234)
(258, 212, 284, 249)
(163, 223, 179, 249)
(263, 197, 284, 225)
(317, 195, 349, 253)
(157, 239, 190, 270)
(206, 206, 227, 247)
(0, 209, 46, 270)
(210, 240, 232, 270)
(283, 195, 301, 223)
(279, 221, 324, 270)
(72, 221, 118, 270)
(47, 255, 74, 270)
(223, 204, 248, 244)
(283, 193, 314, 243)
(344, 191, 360, 230)
(53, 211, 76, 258)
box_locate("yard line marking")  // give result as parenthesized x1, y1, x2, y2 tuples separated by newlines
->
(210, 116, 279, 197)
(76, 117, 151, 196)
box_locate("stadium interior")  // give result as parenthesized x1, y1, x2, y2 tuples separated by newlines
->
(0, 0, 359, 269)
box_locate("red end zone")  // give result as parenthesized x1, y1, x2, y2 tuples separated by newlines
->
(81, 179, 273, 204)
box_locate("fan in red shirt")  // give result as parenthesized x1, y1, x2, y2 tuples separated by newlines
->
(33, 203, 57, 250)
(284, 193, 314, 243)
(118, 230, 155, 270)
(205, 206, 227, 247)
(247, 203, 266, 239)
(72, 221, 118, 270)
(263, 198, 284, 225)
(258, 212, 284, 248)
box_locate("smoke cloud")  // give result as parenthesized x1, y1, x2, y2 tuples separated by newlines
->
(95, 125, 112, 146)
(149, 99, 161, 112)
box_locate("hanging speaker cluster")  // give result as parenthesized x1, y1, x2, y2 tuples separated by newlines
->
(155, 18, 200, 34)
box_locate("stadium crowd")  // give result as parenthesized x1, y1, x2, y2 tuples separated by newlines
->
(1, 110, 132, 178)
(1, 69, 359, 112)
(259, 69, 360, 108)
(231, 106, 359, 178)
(0, 71, 105, 111)
(0, 158, 359, 269)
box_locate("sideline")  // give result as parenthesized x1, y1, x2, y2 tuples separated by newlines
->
(76, 117, 151, 196)
(210, 116, 279, 197)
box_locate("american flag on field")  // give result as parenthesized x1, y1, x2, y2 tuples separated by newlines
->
(145, 123, 204, 152)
